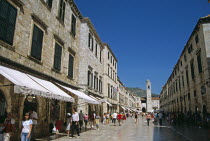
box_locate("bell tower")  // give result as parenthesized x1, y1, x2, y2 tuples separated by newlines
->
(146, 80, 152, 112)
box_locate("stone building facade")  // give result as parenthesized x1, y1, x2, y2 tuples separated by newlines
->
(78, 17, 104, 115)
(118, 78, 138, 112)
(160, 16, 210, 117)
(0, 0, 83, 140)
(118, 78, 128, 112)
(102, 43, 119, 113)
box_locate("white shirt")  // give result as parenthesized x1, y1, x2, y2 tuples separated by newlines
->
(30, 111, 38, 125)
(72, 112, 79, 122)
(22, 119, 33, 133)
(112, 113, 117, 119)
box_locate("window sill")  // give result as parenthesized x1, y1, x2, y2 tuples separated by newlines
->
(51, 68, 61, 74)
(56, 17, 65, 27)
(0, 40, 15, 52)
(28, 55, 43, 65)
(67, 75, 74, 80)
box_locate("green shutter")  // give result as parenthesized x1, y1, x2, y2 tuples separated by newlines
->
(71, 14, 76, 36)
(53, 43, 62, 71)
(31, 25, 44, 61)
(68, 54, 74, 78)
(0, 0, 17, 45)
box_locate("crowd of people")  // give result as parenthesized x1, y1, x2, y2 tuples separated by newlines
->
(0, 108, 179, 141)
(164, 111, 210, 128)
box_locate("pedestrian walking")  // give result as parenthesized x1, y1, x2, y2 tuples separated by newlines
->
(123, 113, 126, 122)
(103, 113, 106, 124)
(3, 113, 15, 141)
(106, 113, 110, 124)
(117, 113, 122, 126)
(21, 113, 33, 141)
(79, 110, 84, 132)
(89, 112, 95, 129)
(158, 112, 163, 126)
(95, 113, 100, 130)
(66, 113, 71, 137)
(84, 114, 88, 130)
(112, 112, 117, 126)
(146, 113, 151, 126)
(134, 113, 138, 123)
(71, 108, 80, 138)
(29, 110, 38, 141)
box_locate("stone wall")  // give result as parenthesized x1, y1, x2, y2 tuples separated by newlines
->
(160, 21, 210, 114)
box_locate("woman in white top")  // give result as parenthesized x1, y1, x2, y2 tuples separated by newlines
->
(21, 113, 33, 141)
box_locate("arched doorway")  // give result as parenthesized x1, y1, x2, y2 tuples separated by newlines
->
(23, 95, 37, 114)
(0, 90, 6, 123)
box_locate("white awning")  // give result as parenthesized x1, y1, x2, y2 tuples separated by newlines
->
(120, 105, 126, 110)
(0, 65, 74, 102)
(57, 84, 100, 104)
(89, 95, 112, 106)
(126, 107, 131, 111)
(106, 101, 112, 106)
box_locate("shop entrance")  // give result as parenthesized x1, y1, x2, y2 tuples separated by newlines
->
(23, 95, 37, 114)
(0, 90, 6, 122)
(66, 102, 72, 114)
(50, 100, 60, 121)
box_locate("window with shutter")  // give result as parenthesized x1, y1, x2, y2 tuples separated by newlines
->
(31, 25, 44, 61)
(95, 44, 98, 57)
(197, 51, 202, 73)
(58, 0, 65, 22)
(68, 54, 74, 78)
(0, 0, 17, 45)
(190, 60, 195, 80)
(71, 14, 76, 36)
(186, 69, 189, 85)
(53, 43, 62, 71)
(91, 37, 94, 51)
(88, 33, 91, 48)
(87, 71, 91, 86)
(100, 50, 102, 62)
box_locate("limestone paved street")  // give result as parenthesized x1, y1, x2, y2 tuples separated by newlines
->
(45, 117, 203, 141)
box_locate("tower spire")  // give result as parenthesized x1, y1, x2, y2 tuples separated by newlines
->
(146, 80, 152, 112)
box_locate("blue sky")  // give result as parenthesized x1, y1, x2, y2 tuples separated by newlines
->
(74, 0, 210, 94)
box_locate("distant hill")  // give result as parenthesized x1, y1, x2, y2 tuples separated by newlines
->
(126, 87, 159, 97)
